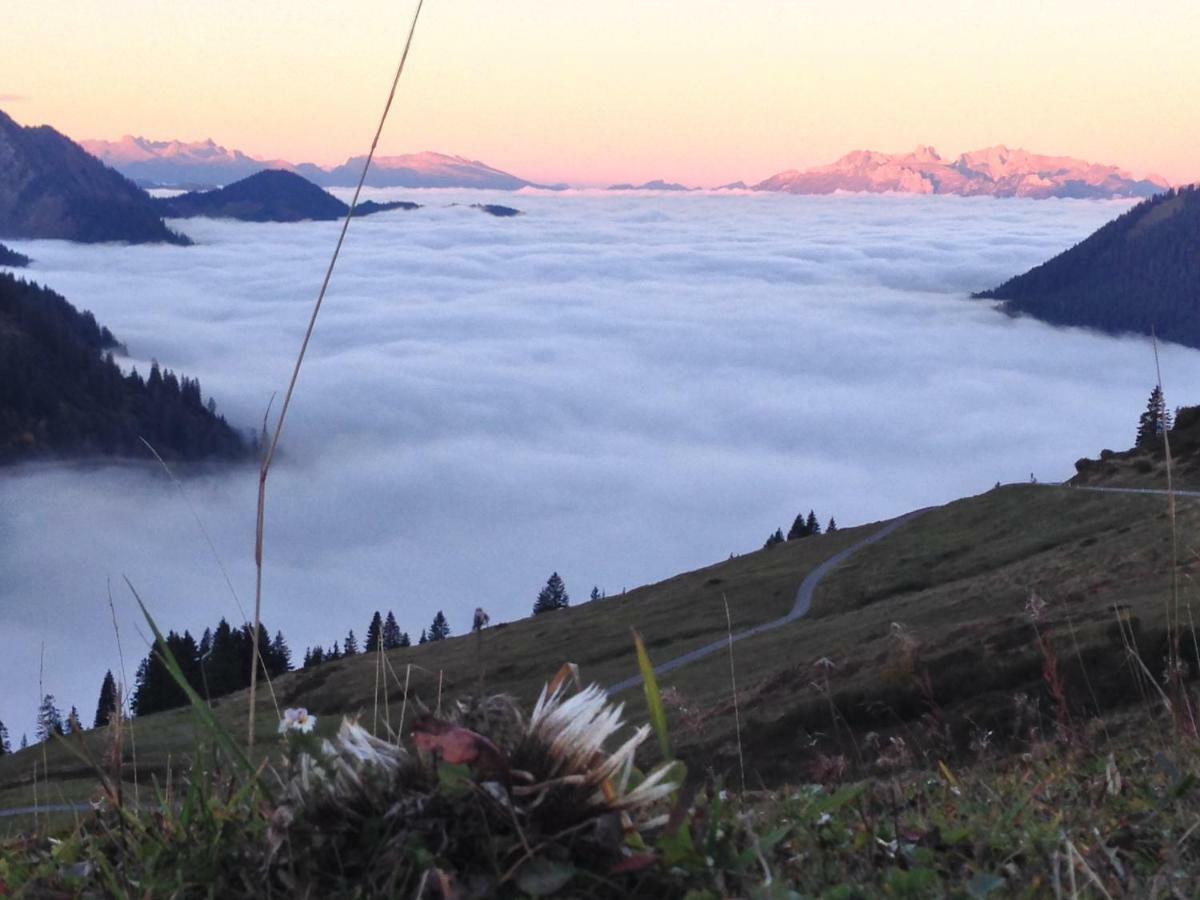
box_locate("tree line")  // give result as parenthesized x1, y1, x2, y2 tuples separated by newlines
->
(0, 273, 249, 463)
(764, 509, 837, 549)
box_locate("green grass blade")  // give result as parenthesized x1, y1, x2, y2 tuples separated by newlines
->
(632, 629, 672, 761)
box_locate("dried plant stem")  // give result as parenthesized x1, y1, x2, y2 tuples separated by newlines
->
(722, 595, 747, 794)
(106, 579, 139, 807)
(248, 0, 426, 746)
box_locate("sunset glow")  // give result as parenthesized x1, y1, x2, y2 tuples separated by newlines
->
(3, 0, 1198, 187)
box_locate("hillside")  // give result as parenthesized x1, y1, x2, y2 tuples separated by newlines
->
(0, 273, 247, 463)
(0, 242, 29, 267)
(974, 186, 1200, 347)
(0, 111, 189, 245)
(754, 144, 1167, 198)
(2, 468, 1191, 820)
(154, 169, 419, 223)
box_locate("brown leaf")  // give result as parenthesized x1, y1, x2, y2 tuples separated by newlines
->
(412, 714, 509, 778)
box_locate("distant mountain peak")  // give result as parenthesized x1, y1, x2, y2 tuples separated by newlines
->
(754, 145, 1168, 199)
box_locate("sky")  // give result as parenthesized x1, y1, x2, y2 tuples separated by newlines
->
(2, 190, 1198, 739)
(2, 1, 1199, 186)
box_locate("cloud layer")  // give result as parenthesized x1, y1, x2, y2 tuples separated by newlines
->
(2, 190, 1194, 739)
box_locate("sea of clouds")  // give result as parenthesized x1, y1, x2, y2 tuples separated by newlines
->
(2, 190, 1196, 740)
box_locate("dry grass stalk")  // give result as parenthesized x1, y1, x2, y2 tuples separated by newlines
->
(247, 0, 426, 747)
(722, 594, 747, 794)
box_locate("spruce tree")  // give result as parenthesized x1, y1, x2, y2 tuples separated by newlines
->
(343, 630, 359, 657)
(533, 572, 570, 615)
(20, 734, 28, 750)
(94, 670, 118, 728)
(365, 611, 384, 652)
(787, 513, 809, 540)
(0, 720, 9, 756)
(36, 694, 63, 741)
(328, 642, 342, 661)
(590, 586, 601, 603)
(418, 629, 428, 645)
(827, 517, 838, 533)
(270, 631, 292, 673)
(382, 612, 402, 650)
(1137, 386, 1170, 446)
(65, 706, 81, 734)
(764, 528, 785, 549)
(428, 611, 450, 641)
(806, 511, 821, 535)
(398, 631, 412, 647)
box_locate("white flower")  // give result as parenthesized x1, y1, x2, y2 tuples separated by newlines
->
(280, 707, 317, 734)
(816, 812, 833, 826)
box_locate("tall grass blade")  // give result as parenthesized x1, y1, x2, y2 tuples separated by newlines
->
(632, 629, 672, 761)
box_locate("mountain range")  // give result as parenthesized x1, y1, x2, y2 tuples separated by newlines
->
(0, 111, 188, 244)
(754, 145, 1168, 199)
(82, 136, 549, 191)
(975, 185, 1200, 348)
(81, 133, 1170, 199)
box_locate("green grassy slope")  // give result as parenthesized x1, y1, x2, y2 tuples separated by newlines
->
(3, 481, 1194, 827)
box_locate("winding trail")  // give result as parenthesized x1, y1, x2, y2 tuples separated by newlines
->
(604, 508, 932, 696)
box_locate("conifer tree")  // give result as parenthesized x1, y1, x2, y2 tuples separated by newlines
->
(806, 510, 821, 535)
(383, 612, 402, 650)
(0, 720, 10, 756)
(590, 586, 602, 603)
(787, 513, 809, 540)
(827, 517, 838, 533)
(20, 734, 28, 750)
(328, 642, 342, 661)
(343, 630, 359, 657)
(36, 694, 63, 742)
(365, 611, 384, 652)
(533, 572, 570, 615)
(398, 631, 412, 647)
(94, 670, 118, 728)
(65, 706, 81, 734)
(418, 629, 428, 645)
(764, 528, 785, 549)
(428, 611, 450, 641)
(1137, 385, 1171, 446)
(270, 631, 292, 673)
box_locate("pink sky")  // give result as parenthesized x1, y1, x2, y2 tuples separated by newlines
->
(3, 0, 1199, 187)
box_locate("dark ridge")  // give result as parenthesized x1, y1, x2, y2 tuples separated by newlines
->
(974, 186, 1200, 348)
(155, 169, 420, 223)
(0, 272, 249, 464)
(471, 203, 522, 217)
(0, 242, 29, 267)
(0, 109, 190, 245)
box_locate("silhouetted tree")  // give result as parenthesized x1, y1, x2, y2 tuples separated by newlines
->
(36, 694, 63, 741)
(787, 514, 809, 540)
(365, 611, 384, 652)
(270, 631, 292, 674)
(343, 630, 359, 657)
(533, 572, 570, 615)
(590, 586, 602, 603)
(1137, 386, 1171, 446)
(428, 611, 450, 641)
(764, 528, 785, 549)
(806, 511, 821, 535)
(0, 720, 10, 756)
(64, 706, 81, 734)
(383, 612, 403, 650)
(94, 670, 118, 728)
(418, 629, 428, 645)
(19, 734, 28, 750)
(827, 517, 838, 533)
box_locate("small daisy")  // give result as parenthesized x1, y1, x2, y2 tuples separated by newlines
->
(280, 707, 316, 734)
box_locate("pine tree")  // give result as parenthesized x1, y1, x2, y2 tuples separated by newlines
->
(590, 586, 601, 603)
(36, 694, 63, 741)
(398, 631, 412, 647)
(0, 720, 10, 756)
(365, 611, 384, 652)
(343, 630, 359, 657)
(382, 612, 402, 650)
(533, 572, 570, 615)
(328, 642, 342, 661)
(827, 517, 838, 533)
(428, 611, 450, 641)
(1137, 386, 1171, 446)
(94, 670, 118, 728)
(806, 510, 821, 535)
(65, 706, 81, 734)
(764, 528, 785, 549)
(418, 629, 428, 645)
(270, 631, 292, 673)
(787, 513, 809, 540)
(19, 734, 28, 750)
